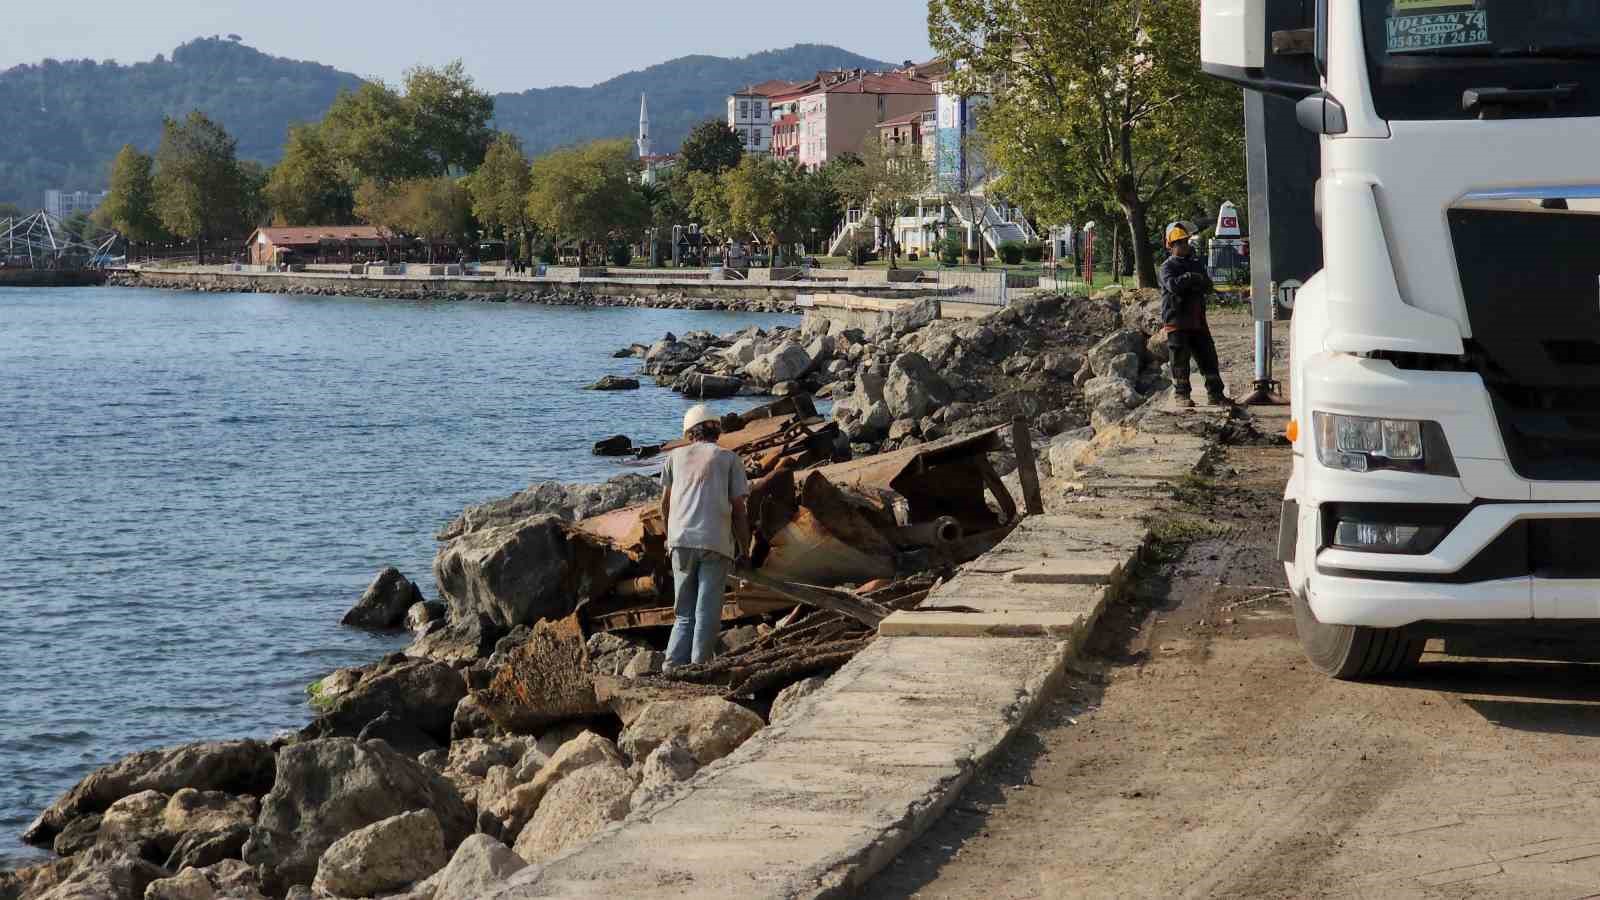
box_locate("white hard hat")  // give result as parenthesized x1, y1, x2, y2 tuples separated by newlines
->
(683, 404, 719, 434)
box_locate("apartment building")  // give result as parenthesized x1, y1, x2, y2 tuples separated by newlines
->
(776, 70, 935, 169)
(726, 80, 800, 155)
(44, 189, 109, 219)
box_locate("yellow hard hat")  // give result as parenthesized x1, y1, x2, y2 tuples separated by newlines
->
(1165, 223, 1192, 245)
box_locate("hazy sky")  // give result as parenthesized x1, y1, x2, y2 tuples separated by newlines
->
(2, 0, 937, 92)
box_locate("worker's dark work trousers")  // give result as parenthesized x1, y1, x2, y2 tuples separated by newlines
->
(1169, 330, 1226, 399)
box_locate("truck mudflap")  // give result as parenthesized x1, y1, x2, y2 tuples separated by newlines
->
(1277, 499, 1299, 564)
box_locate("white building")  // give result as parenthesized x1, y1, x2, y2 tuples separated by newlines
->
(44, 189, 109, 219)
(727, 81, 797, 155)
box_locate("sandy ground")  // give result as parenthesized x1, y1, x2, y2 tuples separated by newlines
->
(866, 310, 1600, 900)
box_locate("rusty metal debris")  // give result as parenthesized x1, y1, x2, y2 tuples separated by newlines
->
(550, 396, 1033, 700)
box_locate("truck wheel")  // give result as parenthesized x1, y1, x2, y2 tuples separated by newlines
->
(1292, 588, 1423, 679)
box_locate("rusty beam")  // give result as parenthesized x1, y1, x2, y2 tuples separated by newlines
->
(734, 570, 892, 628)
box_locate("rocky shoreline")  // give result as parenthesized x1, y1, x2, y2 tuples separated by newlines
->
(2, 286, 1174, 900)
(103, 272, 796, 315)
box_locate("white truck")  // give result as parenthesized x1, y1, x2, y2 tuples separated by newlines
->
(1203, 0, 1600, 677)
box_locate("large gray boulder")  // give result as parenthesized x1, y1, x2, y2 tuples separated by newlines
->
(312, 810, 447, 899)
(433, 514, 630, 629)
(435, 475, 661, 541)
(144, 860, 260, 900)
(629, 737, 699, 810)
(429, 834, 529, 900)
(884, 353, 954, 422)
(30, 844, 166, 900)
(617, 697, 765, 767)
(768, 675, 829, 724)
(242, 738, 472, 892)
(510, 762, 634, 865)
(888, 297, 940, 336)
(745, 344, 811, 386)
(673, 371, 743, 399)
(301, 656, 466, 747)
(405, 613, 503, 666)
(340, 567, 424, 631)
(23, 741, 275, 849)
(1087, 329, 1149, 378)
(1083, 376, 1143, 430)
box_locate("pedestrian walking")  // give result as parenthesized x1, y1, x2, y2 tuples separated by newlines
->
(660, 405, 751, 669)
(1159, 222, 1229, 408)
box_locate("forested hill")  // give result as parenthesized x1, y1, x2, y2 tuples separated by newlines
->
(493, 44, 892, 158)
(0, 38, 361, 208)
(0, 39, 891, 208)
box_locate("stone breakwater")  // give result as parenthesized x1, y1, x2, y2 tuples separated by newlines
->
(104, 272, 796, 315)
(1, 286, 1175, 900)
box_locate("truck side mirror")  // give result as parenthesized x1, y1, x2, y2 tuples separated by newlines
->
(1295, 92, 1348, 135)
(1201, 0, 1320, 100)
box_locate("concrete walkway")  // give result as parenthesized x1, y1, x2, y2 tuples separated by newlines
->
(494, 391, 1234, 899)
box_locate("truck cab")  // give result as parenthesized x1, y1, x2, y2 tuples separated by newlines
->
(1204, 0, 1600, 677)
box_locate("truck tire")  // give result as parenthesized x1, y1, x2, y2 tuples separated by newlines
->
(1292, 588, 1423, 679)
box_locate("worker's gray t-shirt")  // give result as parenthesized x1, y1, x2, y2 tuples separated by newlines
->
(662, 441, 749, 559)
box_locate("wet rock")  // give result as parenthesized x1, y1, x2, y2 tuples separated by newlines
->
(586, 375, 639, 391)
(674, 371, 743, 399)
(511, 762, 633, 865)
(24, 740, 274, 850)
(768, 675, 829, 723)
(591, 435, 633, 457)
(340, 567, 425, 631)
(429, 834, 528, 900)
(405, 601, 447, 634)
(242, 738, 471, 892)
(312, 810, 447, 900)
(435, 475, 661, 541)
(617, 697, 765, 767)
(301, 656, 466, 747)
(884, 353, 953, 422)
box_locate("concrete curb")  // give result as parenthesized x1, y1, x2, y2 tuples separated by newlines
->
(495, 402, 1230, 899)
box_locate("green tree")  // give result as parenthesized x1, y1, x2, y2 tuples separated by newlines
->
(830, 137, 931, 269)
(398, 177, 473, 263)
(265, 124, 354, 226)
(721, 156, 813, 266)
(353, 179, 403, 260)
(321, 82, 432, 183)
(930, 0, 1243, 287)
(526, 139, 648, 266)
(0, 202, 24, 220)
(404, 61, 495, 174)
(685, 169, 732, 241)
(237, 160, 271, 233)
(153, 111, 245, 264)
(466, 132, 533, 262)
(677, 120, 745, 175)
(95, 145, 165, 257)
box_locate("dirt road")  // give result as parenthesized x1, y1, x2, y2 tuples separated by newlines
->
(869, 409, 1600, 899)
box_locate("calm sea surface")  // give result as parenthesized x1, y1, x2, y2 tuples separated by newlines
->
(0, 286, 796, 866)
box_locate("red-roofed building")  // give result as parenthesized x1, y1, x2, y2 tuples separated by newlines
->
(773, 70, 936, 169)
(772, 113, 801, 162)
(246, 226, 388, 266)
(727, 80, 804, 155)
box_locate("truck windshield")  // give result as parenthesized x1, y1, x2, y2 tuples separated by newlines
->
(1362, 1, 1600, 119)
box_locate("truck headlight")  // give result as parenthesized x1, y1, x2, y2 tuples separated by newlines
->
(1314, 412, 1427, 473)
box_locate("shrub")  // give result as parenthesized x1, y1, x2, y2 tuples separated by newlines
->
(965, 248, 980, 264)
(1023, 241, 1045, 262)
(939, 236, 963, 267)
(608, 241, 633, 267)
(845, 230, 876, 266)
(538, 243, 558, 264)
(998, 240, 1025, 265)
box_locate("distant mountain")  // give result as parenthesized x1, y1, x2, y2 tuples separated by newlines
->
(0, 37, 362, 208)
(493, 44, 894, 158)
(0, 40, 893, 208)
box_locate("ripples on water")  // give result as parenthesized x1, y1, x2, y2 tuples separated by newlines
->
(0, 287, 797, 865)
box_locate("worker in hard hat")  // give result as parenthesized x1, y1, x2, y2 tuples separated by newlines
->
(1159, 222, 1229, 407)
(660, 404, 752, 669)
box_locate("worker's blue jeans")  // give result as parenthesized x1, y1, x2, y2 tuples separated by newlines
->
(666, 548, 731, 666)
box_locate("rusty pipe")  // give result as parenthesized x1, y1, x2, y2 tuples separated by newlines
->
(889, 516, 964, 548)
